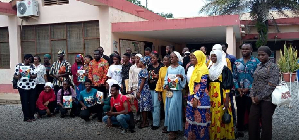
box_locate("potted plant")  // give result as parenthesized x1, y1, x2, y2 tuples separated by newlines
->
(278, 44, 299, 82)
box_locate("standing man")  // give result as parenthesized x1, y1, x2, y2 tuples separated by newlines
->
(200, 46, 209, 63)
(121, 53, 132, 95)
(122, 48, 133, 64)
(50, 50, 71, 95)
(98, 46, 111, 65)
(165, 45, 174, 55)
(182, 47, 189, 68)
(89, 50, 109, 98)
(233, 43, 260, 135)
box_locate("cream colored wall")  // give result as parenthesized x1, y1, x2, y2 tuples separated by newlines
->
(19, 0, 100, 25)
(0, 15, 8, 27)
(246, 25, 299, 34)
(109, 7, 146, 23)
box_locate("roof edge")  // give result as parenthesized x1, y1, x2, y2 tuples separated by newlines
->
(0, 2, 16, 15)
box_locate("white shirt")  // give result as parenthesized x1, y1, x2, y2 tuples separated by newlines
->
(186, 66, 195, 83)
(106, 65, 122, 85)
(129, 64, 141, 90)
(34, 64, 46, 85)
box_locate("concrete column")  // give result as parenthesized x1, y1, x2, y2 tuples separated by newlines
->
(8, 16, 21, 67)
(99, 5, 112, 55)
(226, 26, 236, 56)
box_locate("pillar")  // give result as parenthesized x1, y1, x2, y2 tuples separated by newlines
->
(99, 5, 112, 55)
(8, 16, 21, 68)
(226, 26, 236, 56)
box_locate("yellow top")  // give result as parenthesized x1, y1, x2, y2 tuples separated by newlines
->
(188, 51, 209, 95)
(206, 58, 232, 71)
(155, 66, 168, 92)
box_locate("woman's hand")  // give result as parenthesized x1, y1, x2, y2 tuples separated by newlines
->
(176, 74, 183, 79)
(81, 105, 87, 110)
(44, 101, 49, 106)
(251, 97, 256, 104)
(164, 85, 170, 91)
(192, 98, 198, 108)
(153, 74, 158, 79)
(136, 92, 141, 99)
(254, 96, 260, 104)
(224, 97, 229, 110)
(158, 93, 162, 101)
(237, 88, 243, 97)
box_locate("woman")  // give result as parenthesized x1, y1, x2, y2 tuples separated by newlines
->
(184, 51, 210, 140)
(36, 82, 56, 118)
(14, 54, 37, 122)
(148, 52, 163, 130)
(71, 54, 85, 99)
(207, 44, 232, 71)
(137, 57, 152, 129)
(44, 54, 53, 83)
(33, 55, 48, 102)
(57, 80, 77, 118)
(208, 50, 235, 140)
(156, 55, 170, 110)
(107, 54, 122, 85)
(164, 51, 186, 139)
(84, 55, 93, 76)
(248, 46, 279, 140)
(129, 54, 142, 96)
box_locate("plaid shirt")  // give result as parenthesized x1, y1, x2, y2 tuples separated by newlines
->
(50, 60, 71, 87)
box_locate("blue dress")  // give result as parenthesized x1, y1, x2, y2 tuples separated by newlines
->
(138, 68, 152, 112)
(164, 65, 186, 131)
(184, 75, 210, 140)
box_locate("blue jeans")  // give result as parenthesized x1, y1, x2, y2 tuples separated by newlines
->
(150, 90, 160, 127)
(102, 114, 130, 129)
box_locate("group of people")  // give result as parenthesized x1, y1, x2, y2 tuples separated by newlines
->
(14, 43, 279, 140)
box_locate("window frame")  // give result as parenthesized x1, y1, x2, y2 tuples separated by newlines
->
(0, 27, 10, 69)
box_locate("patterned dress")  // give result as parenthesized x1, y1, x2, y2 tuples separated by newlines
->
(209, 75, 235, 140)
(185, 75, 210, 140)
(138, 68, 152, 112)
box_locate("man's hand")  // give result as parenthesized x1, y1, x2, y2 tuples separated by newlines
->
(107, 111, 113, 116)
(243, 88, 250, 94)
(254, 96, 260, 104)
(44, 101, 49, 106)
(81, 105, 87, 110)
(237, 88, 243, 97)
(251, 97, 256, 104)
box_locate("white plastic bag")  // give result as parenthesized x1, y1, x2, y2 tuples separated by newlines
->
(272, 82, 291, 106)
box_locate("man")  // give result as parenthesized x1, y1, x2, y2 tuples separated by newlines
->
(166, 45, 174, 55)
(222, 43, 237, 70)
(121, 53, 132, 95)
(181, 47, 189, 67)
(126, 47, 132, 55)
(102, 84, 132, 134)
(233, 43, 260, 135)
(131, 53, 137, 65)
(89, 50, 109, 98)
(98, 46, 111, 65)
(200, 46, 209, 63)
(79, 79, 103, 121)
(50, 50, 71, 95)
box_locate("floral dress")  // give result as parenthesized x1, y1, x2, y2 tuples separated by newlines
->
(185, 75, 210, 140)
(138, 68, 152, 112)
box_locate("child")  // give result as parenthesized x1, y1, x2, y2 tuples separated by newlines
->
(36, 82, 56, 118)
(136, 57, 152, 129)
(57, 80, 77, 118)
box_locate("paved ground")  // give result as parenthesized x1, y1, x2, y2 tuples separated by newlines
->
(0, 82, 298, 140)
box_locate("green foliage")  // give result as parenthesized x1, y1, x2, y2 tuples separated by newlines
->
(278, 44, 299, 73)
(126, 0, 173, 18)
(199, 0, 299, 48)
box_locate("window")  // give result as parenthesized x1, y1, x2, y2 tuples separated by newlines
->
(43, 0, 69, 6)
(0, 27, 10, 69)
(21, 21, 100, 64)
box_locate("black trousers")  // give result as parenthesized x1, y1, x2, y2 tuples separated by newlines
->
(58, 101, 78, 116)
(37, 101, 56, 116)
(248, 100, 276, 140)
(18, 88, 36, 121)
(80, 104, 103, 120)
(236, 94, 252, 131)
(93, 86, 107, 99)
(35, 84, 45, 102)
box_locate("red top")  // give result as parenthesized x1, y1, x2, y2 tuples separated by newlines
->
(36, 89, 56, 110)
(110, 94, 131, 112)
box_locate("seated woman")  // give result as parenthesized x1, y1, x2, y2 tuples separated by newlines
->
(79, 79, 102, 121)
(36, 82, 56, 118)
(103, 84, 131, 134)
(57, 80, 77, 118)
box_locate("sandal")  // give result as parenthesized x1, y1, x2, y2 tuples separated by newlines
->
(162, 127, 169, 133)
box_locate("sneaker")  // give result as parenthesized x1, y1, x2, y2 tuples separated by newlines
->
(121, 129, 127, 134)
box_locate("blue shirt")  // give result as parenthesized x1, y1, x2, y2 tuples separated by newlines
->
(79, 88, 98, 107)
(226, 54, 237, 70)
(233, 56, 260, 90)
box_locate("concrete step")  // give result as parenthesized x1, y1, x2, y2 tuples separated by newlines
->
(0, 93, 20, 105)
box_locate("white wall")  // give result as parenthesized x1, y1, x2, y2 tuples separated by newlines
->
(0, 15, 8, 27)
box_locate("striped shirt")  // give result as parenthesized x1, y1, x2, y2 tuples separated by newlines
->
(50, 60, 71, 87)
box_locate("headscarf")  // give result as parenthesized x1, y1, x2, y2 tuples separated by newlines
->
(140, 57, 147, 65)
(208, 44, 227, 67)
(173, 51, 181, 62)
(209, 50, 224, 81)
(258, 46, 272, 56)
(44, 54, 51, 59)
(188, 51, 209, 95)
(135, 54, 143, 59)
(71, 54, 84, 86)
(44, 82, 53, 88)
(58, 50, 65, 55)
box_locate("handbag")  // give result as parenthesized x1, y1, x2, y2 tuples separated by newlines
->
(166, 91, 173, 98)
(222, 109, 231, 124)
(271, 81, 291, 106)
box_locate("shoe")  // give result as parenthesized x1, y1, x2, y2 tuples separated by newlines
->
(129, 129, 135, 133)
(235, 131, 244, 138)
(121, 129, 127, 134)
(92, 114, 97, 119)
(70, 114, 75, 118)
(60, 115, 65, 118)
(151, 126, 160, 130)
(84, 118, 90, 122)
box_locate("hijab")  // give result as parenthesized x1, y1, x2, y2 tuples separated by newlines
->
(188, 51, 209, 95)
(173, 51, 181, 62)
(209, 50, 224, 81)
(208, 44, 227, 67)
